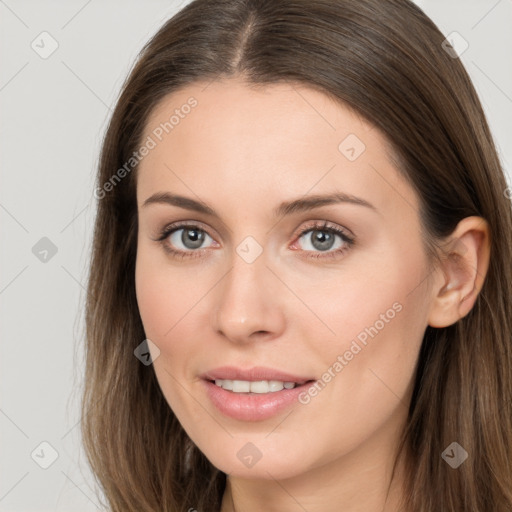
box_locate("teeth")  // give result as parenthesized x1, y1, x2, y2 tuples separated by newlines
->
(232, 380, 251, 392)
(221, 379, 233, 390)
(214, 379, 301, 393)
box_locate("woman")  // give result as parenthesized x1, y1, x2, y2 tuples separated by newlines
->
(82, 0, 512, 510)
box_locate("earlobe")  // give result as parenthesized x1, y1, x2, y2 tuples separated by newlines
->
(427, 216, 491, 328)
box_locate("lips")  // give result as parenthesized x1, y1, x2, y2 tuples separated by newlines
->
(200, 366, 316, 421)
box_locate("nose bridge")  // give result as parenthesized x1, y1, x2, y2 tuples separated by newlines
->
(213, 240, 284, 342)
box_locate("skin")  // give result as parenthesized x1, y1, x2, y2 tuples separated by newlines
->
(134, 77, 490, 512)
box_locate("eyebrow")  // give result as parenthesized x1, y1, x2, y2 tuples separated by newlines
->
(141, 191, 377, 218)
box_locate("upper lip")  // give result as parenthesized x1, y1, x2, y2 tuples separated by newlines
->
(201, 366, 315, 383)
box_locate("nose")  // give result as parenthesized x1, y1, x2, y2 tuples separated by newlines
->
(212, 248, 286, 344)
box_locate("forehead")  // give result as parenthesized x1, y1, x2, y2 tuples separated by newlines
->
(136, 77, 420, 221)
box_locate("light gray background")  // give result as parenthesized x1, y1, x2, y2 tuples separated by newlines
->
(1, 1, 511, 510)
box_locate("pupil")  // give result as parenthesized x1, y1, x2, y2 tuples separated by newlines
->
(312, 230, 334, 251)
(183, 229, 204, 249)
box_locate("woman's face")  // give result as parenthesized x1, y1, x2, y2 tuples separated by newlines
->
(135, 77, 435, 480)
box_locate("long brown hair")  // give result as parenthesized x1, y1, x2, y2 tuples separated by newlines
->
(82, 0, 512, 510)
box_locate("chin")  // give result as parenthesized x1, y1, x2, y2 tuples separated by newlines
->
(195, 435, 320, 481)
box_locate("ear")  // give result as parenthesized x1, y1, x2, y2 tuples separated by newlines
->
(427, 216, 491, 328)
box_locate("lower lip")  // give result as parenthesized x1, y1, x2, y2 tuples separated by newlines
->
(202, 380, 313, 421)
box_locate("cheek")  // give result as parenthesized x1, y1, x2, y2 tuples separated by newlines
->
(135, 249, 207, 416)
(299, 247, 428, 397)
(135, 244, 203, 340)
(135, 270, 173, 339)
(134, 245, 214, 398)
(293, 251, 426, 360)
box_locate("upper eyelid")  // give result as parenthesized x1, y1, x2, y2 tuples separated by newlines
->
(158, 220, 217, 240)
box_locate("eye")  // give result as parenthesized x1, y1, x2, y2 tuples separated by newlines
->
(291, 220, 355, 260)
(156, 222, 217, 259)
(168, 226, 212, 250)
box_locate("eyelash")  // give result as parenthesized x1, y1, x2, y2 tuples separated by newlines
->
(154, 220, 355, 261)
